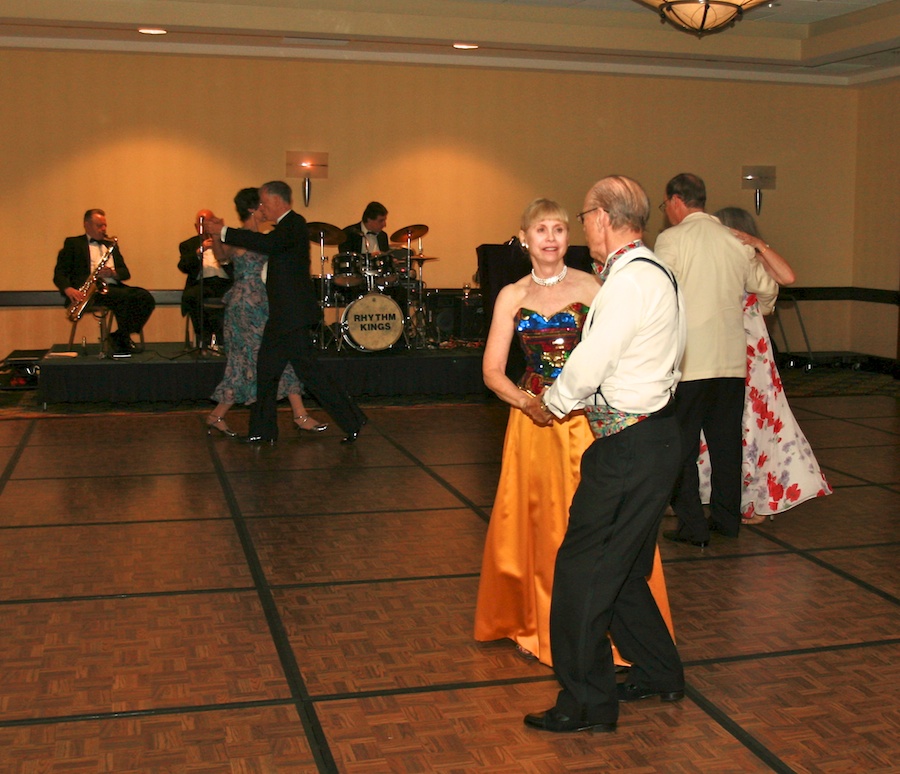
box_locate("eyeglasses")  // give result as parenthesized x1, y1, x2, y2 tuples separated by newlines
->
(576, 207, 600, 225)
(658, 199, 668, 212)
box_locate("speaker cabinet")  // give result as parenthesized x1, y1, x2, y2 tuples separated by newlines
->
(425, 290, 485, 341)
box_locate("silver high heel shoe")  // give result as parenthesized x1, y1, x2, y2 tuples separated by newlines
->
(206, 414, 236, 437)
(294, 414, 328, 433)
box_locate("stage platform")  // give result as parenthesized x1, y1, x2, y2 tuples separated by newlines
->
(36, 341, 488, 405)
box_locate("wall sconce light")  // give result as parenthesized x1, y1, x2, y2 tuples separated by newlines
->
(742, 165, 776, 215)
(285, 151, 329, 207)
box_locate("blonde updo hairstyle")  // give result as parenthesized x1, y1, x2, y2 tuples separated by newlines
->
(520, 198, 569, 233)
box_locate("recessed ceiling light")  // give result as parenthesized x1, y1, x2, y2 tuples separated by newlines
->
(138, 28, 167, 35)
(453, 43, 479, 50)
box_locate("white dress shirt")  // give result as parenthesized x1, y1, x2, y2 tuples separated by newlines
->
(543, 243, 686, 418)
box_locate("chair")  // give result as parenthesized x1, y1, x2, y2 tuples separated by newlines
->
(184, 298, 226, 348)
(69, 306, 144, 356)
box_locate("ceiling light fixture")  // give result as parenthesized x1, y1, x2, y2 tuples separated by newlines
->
(138, 28, 167, 35)
(641, 1, 768, 36)
(453, 43, 479, 50)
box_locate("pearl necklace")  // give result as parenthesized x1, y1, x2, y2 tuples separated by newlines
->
(531, 265, 567, 287)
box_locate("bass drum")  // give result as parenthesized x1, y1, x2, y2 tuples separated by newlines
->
(341, 293, 405, 351)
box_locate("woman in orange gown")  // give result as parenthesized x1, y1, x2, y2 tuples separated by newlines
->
(474, 198, 674, 666)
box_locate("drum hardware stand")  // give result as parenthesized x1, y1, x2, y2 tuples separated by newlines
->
(307, 222, 348, 351)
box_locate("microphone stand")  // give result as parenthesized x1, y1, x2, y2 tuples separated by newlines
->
(177, 216, 225, 359)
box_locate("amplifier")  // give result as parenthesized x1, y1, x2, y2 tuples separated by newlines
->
(425, 289, 486, 341)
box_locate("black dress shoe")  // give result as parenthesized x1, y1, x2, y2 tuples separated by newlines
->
(662, 530, 708, 548)
(709, 523, 739, 538)
(341, 430, 361, 444)
(524, 707, 616, 734)
(617, 683, 685, 703)
(239, 435, 276, 446)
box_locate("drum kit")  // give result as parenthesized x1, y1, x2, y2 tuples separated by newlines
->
(308, 221, 439, 352)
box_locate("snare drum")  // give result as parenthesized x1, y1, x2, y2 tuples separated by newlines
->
(358, 253, 385, 277)
(341, 293, 405, 351)
(332, 253, 364, 288)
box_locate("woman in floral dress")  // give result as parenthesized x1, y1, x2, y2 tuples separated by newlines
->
(696, 208, 832, 522)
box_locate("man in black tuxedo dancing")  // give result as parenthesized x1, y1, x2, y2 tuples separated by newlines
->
(205, 181, 366, 444)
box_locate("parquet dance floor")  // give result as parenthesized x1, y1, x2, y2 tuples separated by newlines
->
(0, 382, 897, 772)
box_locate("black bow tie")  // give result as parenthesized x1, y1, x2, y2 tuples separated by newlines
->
(90, 238, 106, 245)
(366, 231, 377, 236)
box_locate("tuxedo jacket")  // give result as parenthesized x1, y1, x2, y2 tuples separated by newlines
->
(53, 235, 132, 303)
(178, 234, 235, 313)
(339, 223, 390, 255)
(222, 209, 320, 330)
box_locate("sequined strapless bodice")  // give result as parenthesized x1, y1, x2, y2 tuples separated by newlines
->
(516, 303, 589, 396)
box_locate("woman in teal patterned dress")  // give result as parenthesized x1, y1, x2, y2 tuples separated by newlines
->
(205, 188, 326, 437)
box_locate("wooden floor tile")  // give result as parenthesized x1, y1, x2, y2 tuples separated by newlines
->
(318, 682, 773, 773)
(0, 385, 895, 771)
(389, 430, 507, 466)
(747, 486, 900, 549)
(0, 592, 290, 720)
(275, 577, 549, 697)
(664, 553, 900, 662)
(0, 706, 318, 773)
(216, 431, 418, 473)
(1, 521, 251, 600)
(815, 445, 899, 485)
(790, 395, 899, 419)
(799, 418, 899, 449)
(0, 473, 230, 526)
(12, 440, 215, 478)
(427, 462, 501, 510)
(687, 643, 900, 773)
(229, 466, 465, 516)
(0, 418, 28, 446)
(814, 544, 900, 598)
(250, 509, 485, 585)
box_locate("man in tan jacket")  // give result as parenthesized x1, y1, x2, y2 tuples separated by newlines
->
(655, 173, 777, 546)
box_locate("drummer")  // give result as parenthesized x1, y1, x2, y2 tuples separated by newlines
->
(339, 202, 390, 256)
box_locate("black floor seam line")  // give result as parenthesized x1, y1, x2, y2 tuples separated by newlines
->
(684, 683, 798, 774)
(208, 438, 340, 774)
(5, 638, 898, 732)
(0, 585, 259, 607)
(754, 532, 900, 606)
(378, 429, 493, 523)
(0, 697, 297, 730)
(0, 417, 34, 496)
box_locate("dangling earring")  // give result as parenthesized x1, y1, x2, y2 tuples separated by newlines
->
(521, 241, 529, 252)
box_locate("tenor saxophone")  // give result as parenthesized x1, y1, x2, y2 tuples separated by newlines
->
(66, 237, 116, 322)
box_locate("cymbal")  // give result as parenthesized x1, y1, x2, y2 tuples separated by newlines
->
(307, 222, 346, 246)
(390, 224, 429, 242)
(411, 255, 439, 263)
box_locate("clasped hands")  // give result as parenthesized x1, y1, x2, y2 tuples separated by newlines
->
(202, 214, 226, 239)
(522, 393, 554, 427)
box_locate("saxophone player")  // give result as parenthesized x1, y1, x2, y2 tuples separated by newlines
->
(53, 209, 155, 356)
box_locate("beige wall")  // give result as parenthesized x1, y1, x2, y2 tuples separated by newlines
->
(0, 49, 895, 359)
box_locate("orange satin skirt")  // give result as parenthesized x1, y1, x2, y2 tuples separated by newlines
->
(474, 408, 674, 667)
